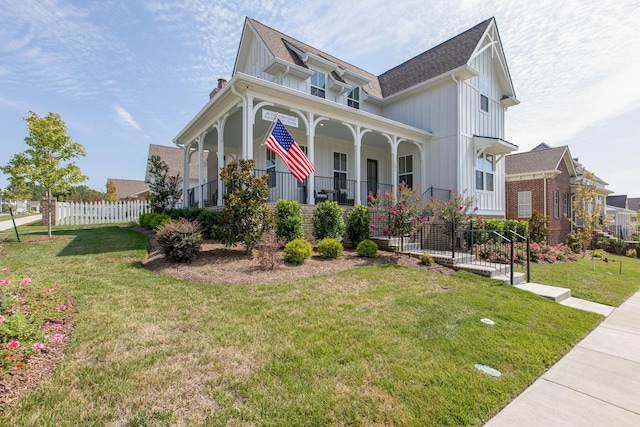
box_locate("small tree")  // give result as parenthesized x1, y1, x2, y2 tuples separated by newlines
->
(219, 159, 273, 254)
(570, 171, 602, 258)
(1, 111, 87, 238)
(104, 180, 119, 202)
(528, 210, 549, 244)
(148, 155, 183, 213)
(426, 190, 477, 230)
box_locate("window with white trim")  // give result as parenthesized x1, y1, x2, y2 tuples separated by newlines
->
(563, 192, 569, 216)
(310, 69, 326, 98)
(553, 190, 560, 218)
(266, 148, 276, 188)
(398, 155, 413, 188)
(518, 191, 532, 218)
(333, 152, 347, 190)
(347, 87, 360, 109)
(475, 153, 494, 191)
(480, 77, 489, 113)
(297, 146, 308, 187)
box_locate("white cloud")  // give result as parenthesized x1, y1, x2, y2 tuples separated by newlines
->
(114, 105, 141, 131)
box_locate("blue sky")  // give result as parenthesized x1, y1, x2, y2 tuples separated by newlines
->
(1, 0, 639, 197)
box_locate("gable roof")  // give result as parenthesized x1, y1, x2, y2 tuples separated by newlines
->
(628, 198, 640, 212)
(607, 195, 627, 209)
(245, 18, 383, 98)
(378, 18, 492, 97)
(146, 144, 207, 182)
(506, 145, 577, 176)
(244, 17, 515, 101)
(107, 179, 149, 200)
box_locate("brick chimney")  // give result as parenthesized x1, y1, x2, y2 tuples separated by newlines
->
(209, 78, 228, 100)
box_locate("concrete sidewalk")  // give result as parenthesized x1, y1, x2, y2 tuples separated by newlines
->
(486, 291, 640, 426)
(0, 214, 42, 231)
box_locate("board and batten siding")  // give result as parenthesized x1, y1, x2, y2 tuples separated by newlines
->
(382, 81, 458, 192)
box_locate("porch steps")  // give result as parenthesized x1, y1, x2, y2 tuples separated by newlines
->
(513, 283, 571, 302)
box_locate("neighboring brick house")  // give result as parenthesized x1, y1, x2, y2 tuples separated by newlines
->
(505, 144, 577, 245)
(106, 178, 149, 201)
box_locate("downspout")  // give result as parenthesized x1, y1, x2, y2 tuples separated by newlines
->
(543, 175, 547, 217)
(451, 73, 461, 193)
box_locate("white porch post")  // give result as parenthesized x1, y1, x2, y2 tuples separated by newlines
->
(246, 94, 255, 160)
(216, 123, 224, 207)
(307, 112, 315, 204)
(197, 132, 206, 208)
(392, 137, 399, 203)
(182, 144, 190, 208)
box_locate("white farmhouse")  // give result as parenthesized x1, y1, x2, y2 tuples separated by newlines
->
(174, 16, 519, 216)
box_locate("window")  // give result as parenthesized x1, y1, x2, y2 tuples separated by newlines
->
(333, 152, 347, 190)
(475, 153, 494, 191)
(266, 148, 276, 188)
(518, 191, 532, 218)
(297, 146, 308, 187)
(398, 155, 413, 188)
(347, 87, 360, 109)
(563, 192, 569, 216)
(310, 69, 326, 98)
(553, 190, 560, 218)
(480, 77, 489, 113)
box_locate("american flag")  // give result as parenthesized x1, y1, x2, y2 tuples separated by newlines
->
(264, 118, 315, 183)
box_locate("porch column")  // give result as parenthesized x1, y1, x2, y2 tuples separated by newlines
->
(246, 94, 255, 160)
(229, 85, 248, 159)
(392, 137, 399, 203)
(182, 143, 190, 208)
(197, 132, 206, 208)
(307, 112, 315, 204)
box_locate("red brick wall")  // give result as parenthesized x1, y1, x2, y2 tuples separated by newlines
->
(506, 159, 573, 245)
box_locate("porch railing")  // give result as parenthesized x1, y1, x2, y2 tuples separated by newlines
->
(422, 186, 451, 203)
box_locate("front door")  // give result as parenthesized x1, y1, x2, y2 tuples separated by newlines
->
(367, 159, 378, 197)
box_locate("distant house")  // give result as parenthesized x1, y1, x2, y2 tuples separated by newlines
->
(604, 194, 637, 238)
(145, 144, 209, 205)
(173, 16, 520, 212)
(505, 144, 576, 245)
(106, 178, 149, 201)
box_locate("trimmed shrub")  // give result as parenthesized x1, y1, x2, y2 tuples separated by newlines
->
(156, 218, 202, 263)
(592, 249, 605, 258)
(346, 205, 371, 247)
(283, 239, 312, 265)
(595, 237, 611, 250)
(139, 213, 153, 228)
(276, 200, 304, 243)
(150, 214, 173, 230)
(566, 232, 582, 254)
(419, 253, 434, 266)
(255, 232, 285, 271)
(196, 209, 221, 239)
(356, 239, 378, 258)
(611, 238, 626, 255)
(528, 210, 549, 243)
(317, 238, 343, 259)
(627, 248, 637, 258)
(312, 201, 345, 241)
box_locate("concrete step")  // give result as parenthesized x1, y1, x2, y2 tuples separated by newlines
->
(560, 297, 615, 317)
(492, 272, 528, 285)
(514, 282, 572, 302)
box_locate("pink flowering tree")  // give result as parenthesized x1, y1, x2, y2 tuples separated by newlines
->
(426, 191, 478, 230)
(370, 182, 426, 251)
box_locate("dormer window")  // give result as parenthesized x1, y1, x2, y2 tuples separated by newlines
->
(310, 69, 326, 98)
(347, 87, 360, 109)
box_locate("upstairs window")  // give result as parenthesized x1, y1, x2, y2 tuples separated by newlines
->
(310, 69, 326, 98)
(475, 153, 494, 191)
(480, 77, 489, 113)
(398, 155, 413, 188)
(347, 87, 360, 109)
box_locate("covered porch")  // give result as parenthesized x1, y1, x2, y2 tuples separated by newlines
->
(175, 73, 438, 208)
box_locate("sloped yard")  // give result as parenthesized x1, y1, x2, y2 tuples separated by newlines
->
(0, 225, 604, 425)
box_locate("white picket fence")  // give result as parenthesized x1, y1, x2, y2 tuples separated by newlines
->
(56, 201, 150, 226)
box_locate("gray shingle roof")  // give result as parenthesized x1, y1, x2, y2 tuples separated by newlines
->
(247, 17, 495, 99)
(505, 146, 569, 175)
(379, 18, 493, 97)
(607, 195, 627, 209)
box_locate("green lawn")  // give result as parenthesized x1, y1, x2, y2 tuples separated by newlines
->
(0, 225, 603, 425)
(530, 255, 640, 306)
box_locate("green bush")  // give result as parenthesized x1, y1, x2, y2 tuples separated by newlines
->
(595, 237, 611, 250)
(482, 218, 529, 239)
(419, 253, 434, 266)
(317, 238, 343, 259)
(626, 248, 636, 258)
(591, 249, 605, 259)
(150, 213, 173, 230)
(156, 219, 202, 263)
(346, 205, 371, 247)
(356, 239, 378, 258)
(610, 238, 626, 255)
(312, 201, 345, 241)
(528, 210, 549, 243)
(566, 232, 582, 254)
(276, 200, 304, 243)
(196, 210, 221, 239)
(283, 239, 312, 265)
(139, 213, 153, 228)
